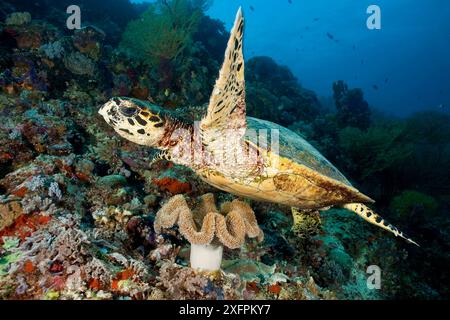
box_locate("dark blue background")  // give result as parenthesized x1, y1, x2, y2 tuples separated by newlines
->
(135, 0, 450, 117)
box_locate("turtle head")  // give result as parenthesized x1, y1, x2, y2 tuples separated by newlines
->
(98, 97, 167, 147)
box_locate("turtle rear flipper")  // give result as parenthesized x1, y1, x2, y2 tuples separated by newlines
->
(342, 203, 419, 246)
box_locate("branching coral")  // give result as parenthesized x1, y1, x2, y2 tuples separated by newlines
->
(154, 194, 263, 271)
(84, 257, 113, 287)
(120, 0, 204, 67)
(40, 41, 65, 60)
(86, 125, 123, 173)
(156, 260, 240, 299)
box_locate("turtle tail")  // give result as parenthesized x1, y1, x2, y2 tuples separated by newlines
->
(342, 203, 419, 246)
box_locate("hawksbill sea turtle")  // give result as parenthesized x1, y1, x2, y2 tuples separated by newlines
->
(99, 8, 418, 246)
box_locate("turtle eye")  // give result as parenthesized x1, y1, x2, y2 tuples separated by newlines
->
(119, 106, 138, 116)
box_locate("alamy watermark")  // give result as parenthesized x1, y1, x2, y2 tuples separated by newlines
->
(366, 265, 381, 289)
(169, 122, 280, 169)
(66, 5, 81, 30)
(367, 5, 381, 30)
(65, 4, 381, 31)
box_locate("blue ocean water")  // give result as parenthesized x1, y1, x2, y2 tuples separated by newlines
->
(133, 0, 450, 117)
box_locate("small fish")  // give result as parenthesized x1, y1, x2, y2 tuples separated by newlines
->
(384, 78, 389, 83)
(250, 5, 255, 11)
(305, 26, 310, 30)
(438, 104, 445, 109)
(313, 18, 319, 21)
(326, 32, 334, 40)
(372, 85, 379, 90)
(288, 0, 292, 4)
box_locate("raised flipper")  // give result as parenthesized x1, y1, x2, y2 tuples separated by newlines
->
(342, 203, 419, 246)
(200, 7, 246, 151)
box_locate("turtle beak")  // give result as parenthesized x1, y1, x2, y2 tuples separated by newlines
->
(98, 103, 108, 119)
(98, 99, 117, 122)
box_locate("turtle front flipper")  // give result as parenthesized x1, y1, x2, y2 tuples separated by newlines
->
(200, 7, 247, 151)
(342, 203, 419, 246)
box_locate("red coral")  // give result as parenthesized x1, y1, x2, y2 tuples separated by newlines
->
(0, 153, 14, 161)
(111, 279, 119, 291)
(24, 260, 35, 273)
(246, 281, 260, 293)
(49, 261, 64, 273)
(268, 283, 281, 295)
(12, 186, 28, 197)
(111, 269, 135, 291)
(117, 269, 135, 281)
(0, 213, 52, 245)
(88, 278, 101, 290)
(152, 177, 191, 194)
(75, 172, 90, 182)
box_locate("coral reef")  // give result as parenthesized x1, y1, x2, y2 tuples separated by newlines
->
(119, 0, 220, 106)
(332, 80, 371, 130)
(246, 56, 321, 126)
(338, 124, 413, 179)
(63, 52, 96, 76)
(390, 190, 438, 220)
(5, 12, 31, 26)
(0, 196, 23, 230)
(155, 261, 241, 299)
(0, 2, 448, 301)
(121, 0, 202, 67)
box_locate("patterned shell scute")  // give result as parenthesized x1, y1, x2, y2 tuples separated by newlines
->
(245, 117, 352, 186)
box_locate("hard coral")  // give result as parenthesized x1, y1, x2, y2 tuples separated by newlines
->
(156, 261, 240, 300)
(73, 26, 105, 61)
(63, 52, 96, 76)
